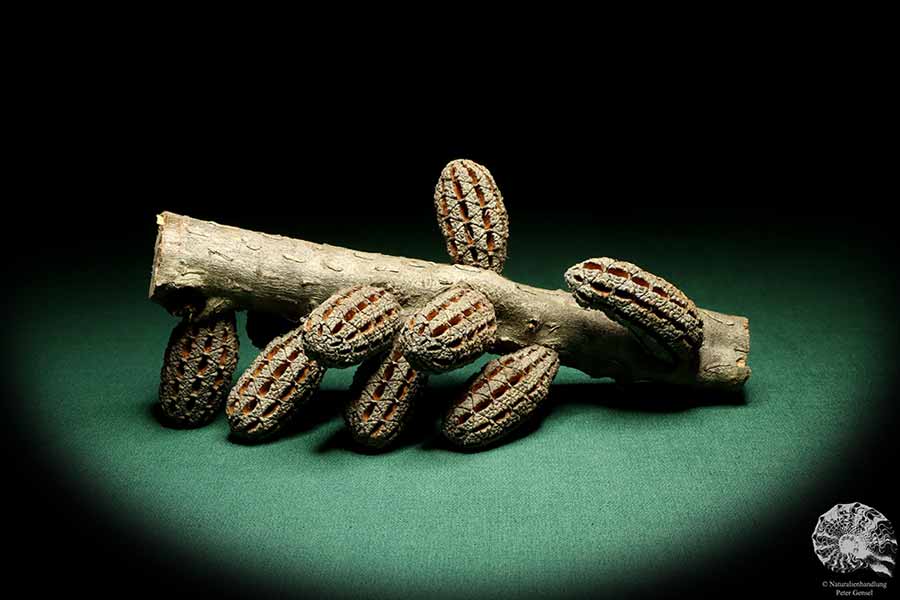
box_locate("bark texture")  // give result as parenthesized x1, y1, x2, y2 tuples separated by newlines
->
(150, 212, 751, 391)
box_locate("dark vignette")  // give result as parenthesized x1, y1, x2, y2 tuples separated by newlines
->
(4, 56, 896, 600)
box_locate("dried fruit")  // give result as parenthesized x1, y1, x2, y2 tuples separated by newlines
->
(434, 159, 509, 273)
(226, 327, 325, 440)
(246, 310, 297, 349)
(398, 285, 497, 373)
(443, 345, 560, 448)
(302, 285, 402, 368)
(564, 258, 703, 364)
(150, 160, 753, 451)
(344, 344, 428, 449)
(158, 311, 239, 427)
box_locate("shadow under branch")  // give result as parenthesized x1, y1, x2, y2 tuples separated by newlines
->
(148, 380, 747, 453)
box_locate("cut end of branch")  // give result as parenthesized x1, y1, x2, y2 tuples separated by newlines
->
(694, 312, 751, 390)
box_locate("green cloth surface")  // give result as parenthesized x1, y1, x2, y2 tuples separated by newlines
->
(13, 223, 895, 598)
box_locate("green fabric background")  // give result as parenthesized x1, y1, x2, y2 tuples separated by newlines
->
(13, 221, 895, 598)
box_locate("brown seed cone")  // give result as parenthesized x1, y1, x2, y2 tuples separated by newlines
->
(158, 311, 239, 427)
(434, 159, 509, 273)
(397, 285, 497, 373)
(302, 285, 402, 368)
(344, 344, 428, 450)
(442, 345, 560, 449)
(246, 310, 298, 349)
(226, 327, 325, 440)
(564, 258, 703, 365)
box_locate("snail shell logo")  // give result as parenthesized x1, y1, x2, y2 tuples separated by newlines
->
(812, 502, 897, 576)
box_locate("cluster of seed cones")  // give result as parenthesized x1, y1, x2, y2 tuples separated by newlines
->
(158, 160, 703, 450)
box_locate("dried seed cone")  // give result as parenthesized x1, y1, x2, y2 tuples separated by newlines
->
(302, 285, 402, 368)
(443, 345, 560, 448)
(344, 344, 428, 449)
(434, 159, 509, 273)
(246, 310, 297, 349)
(226, 327, 325, 440)
(397, 285, 497, 373)
(564, 258, 703, 364)
(158, 311, 240, 427)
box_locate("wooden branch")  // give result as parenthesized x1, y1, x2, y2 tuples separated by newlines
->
(149, 212, 751, 391)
